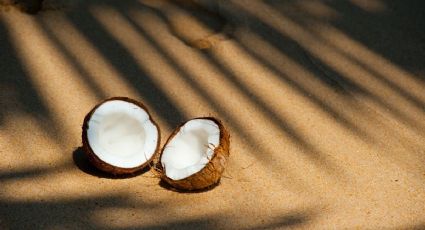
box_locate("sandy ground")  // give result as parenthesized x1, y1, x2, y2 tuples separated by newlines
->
(1, 0, 425, 229)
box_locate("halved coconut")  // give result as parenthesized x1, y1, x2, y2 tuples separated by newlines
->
(82, 97, 160, 175)
(159, 117, 230, 191)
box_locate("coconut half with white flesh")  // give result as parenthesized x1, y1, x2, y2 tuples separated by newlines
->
(159, 117, 230, 191)
(82, 97, 160, 175)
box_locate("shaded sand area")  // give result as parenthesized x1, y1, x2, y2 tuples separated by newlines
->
(1, 0, 424, 229)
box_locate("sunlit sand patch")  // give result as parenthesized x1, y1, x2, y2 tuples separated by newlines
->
(88, 5, 208, 134)
(1, 12, 98, 143)
(223, 0, 425, 225)
(38, 11, 176, 139)
(308, 23, 425, 104)
(39, 14, 140, 99)
(229, 0, 425, 174)
(0, 114, 65, 171)
(130, 9, 353, 182)
(90, 198, 315, 229)
(0, 165, 158, 199)
(1, 1, 424, 229)
(159, 4, 218, 47)
(234, 30, 373, 122)
(209, 33, 397, 155)
(134, 10, 305, 153)
(142, 0, 232, 49)
(92, 4, 320, 199)
(231, 1, 425, 135)
(90, 6, 314, 196)
(300, 39, 425, 134)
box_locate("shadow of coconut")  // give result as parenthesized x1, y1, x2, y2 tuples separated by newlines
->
(72, 147, 150, 179)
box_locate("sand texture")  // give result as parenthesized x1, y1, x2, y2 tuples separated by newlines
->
(1, 0, 424, 229)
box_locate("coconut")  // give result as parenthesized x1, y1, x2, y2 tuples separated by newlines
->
(159, 117, 230, 191)
(82, 97, 160, 175)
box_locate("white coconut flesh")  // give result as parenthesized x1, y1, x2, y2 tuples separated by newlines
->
(161, 119, 220, 180)
(86, 100, 158, 168)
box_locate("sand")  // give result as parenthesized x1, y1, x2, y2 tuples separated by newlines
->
(0, 0, 424, 229)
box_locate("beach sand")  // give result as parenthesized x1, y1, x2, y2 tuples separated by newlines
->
(0, 0, 424, 229)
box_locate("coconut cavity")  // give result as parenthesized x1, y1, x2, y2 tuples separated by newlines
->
(160, 117, 230, 190)
(83, 98, 159, 173)
(161, 119, 220, 180)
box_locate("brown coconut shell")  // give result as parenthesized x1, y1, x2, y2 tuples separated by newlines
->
(159, 117, 230, 191)
(82, 97, 161, 175)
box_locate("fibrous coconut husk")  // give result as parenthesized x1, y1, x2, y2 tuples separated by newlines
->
(159, 117, 230, 191)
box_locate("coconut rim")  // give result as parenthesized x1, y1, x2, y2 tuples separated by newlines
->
(158, 117, 229, 183)
(82, 97, 161, 174)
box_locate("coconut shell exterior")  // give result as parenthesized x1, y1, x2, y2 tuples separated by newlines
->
(82, 97, 161, 175)
(159, 117, 230, 191)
